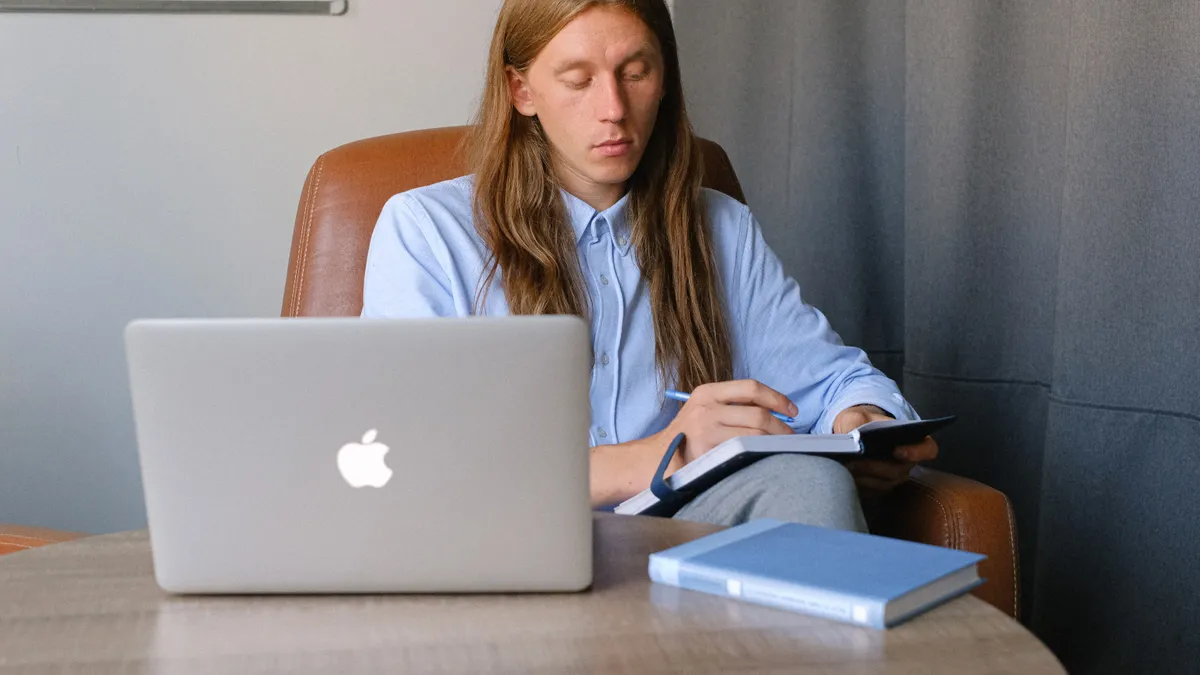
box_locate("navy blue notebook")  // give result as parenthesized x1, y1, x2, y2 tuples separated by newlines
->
(649, 519, 985, 629)
(617, 415, 957, 517)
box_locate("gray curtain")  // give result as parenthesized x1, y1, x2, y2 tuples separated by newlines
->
(676, 1, 1199, 673)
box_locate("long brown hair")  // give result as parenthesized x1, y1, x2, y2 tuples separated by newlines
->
(468, 0, 732, 393)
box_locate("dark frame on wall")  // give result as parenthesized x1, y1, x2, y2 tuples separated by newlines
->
(0, 0, 347, 14)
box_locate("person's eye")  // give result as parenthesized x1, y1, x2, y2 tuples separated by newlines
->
(564, 78, 590, 90)
(625, 70, 649, 81)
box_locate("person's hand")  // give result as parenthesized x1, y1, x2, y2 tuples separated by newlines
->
(834, 405, 938, 493)
(656, 379, 797, 469)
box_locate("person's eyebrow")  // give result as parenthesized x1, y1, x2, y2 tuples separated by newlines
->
(619, 47, 655, 67)
(552, 59, 592, 76)
(551, 45, 657, 76)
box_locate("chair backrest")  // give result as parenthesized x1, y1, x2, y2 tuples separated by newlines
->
(280, 125, 747, 316)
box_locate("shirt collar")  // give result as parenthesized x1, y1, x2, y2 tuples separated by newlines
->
(560, 187, 633, 256)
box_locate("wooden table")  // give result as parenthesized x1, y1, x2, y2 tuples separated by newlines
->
(0, 513, 1063, 674)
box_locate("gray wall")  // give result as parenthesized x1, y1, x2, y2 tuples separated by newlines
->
(0, 0, 502, 534)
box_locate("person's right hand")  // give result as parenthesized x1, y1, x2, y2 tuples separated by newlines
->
(656, 379, 798, 467)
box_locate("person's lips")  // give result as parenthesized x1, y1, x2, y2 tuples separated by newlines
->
(595, 138, 632, 157)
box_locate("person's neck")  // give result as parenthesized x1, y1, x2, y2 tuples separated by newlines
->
(558, 174, 626, 212)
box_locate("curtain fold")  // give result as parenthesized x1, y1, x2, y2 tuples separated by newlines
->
(677, 1, 1200, 672)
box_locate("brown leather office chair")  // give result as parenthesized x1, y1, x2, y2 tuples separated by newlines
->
(0, 524, 83, 556)
(281, 126, 1020, 618)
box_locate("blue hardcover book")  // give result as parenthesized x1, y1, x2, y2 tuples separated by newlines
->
(648, 519, 986, 629)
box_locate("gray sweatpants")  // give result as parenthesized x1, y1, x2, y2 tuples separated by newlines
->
(672, 454, 868, 532)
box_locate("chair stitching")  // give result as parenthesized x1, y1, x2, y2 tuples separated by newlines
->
(287, 166, 313, 316)
(291, 156, 325, 316)
(1005, 494, 1020, 616)
(909, 477, 964, 548)
(903, 480, 955, 548)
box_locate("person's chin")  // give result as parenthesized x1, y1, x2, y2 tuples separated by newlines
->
(588, 156, 640, 184)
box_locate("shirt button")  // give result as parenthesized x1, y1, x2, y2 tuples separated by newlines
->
(617, 236, 628, 247)
(601, 353, 610, 366)
(597, 428, 608, 439)
(600, 275, 610, 286)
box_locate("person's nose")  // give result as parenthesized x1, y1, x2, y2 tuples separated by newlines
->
(596, 74, 628, 125)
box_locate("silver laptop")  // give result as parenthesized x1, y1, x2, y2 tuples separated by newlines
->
(123, 316, 593, 594)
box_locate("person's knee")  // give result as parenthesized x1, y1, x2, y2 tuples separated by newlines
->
(743, 454, 858, 499)
(741, 454, 866, 531)
(674, 453, 866, 531)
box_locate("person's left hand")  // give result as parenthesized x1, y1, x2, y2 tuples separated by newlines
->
(832, 405, 939, 493)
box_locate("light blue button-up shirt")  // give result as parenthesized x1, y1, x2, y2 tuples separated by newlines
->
(361, 175, 918, 445)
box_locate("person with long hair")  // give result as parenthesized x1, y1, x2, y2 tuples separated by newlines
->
(362, 0, 938, 530)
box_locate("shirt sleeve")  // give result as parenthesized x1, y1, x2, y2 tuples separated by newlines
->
(361, 194, 457, 318)
(730, 205, 919, 434)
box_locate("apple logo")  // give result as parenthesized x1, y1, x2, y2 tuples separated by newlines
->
(336, 428, 393, 488)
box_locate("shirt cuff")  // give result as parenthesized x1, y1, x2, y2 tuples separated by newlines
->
(814, 388, 921, 435)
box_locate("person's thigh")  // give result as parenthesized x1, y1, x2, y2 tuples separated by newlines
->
(673, 454, 867, 532)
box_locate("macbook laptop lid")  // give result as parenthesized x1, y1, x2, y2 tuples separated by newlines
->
(124, 316, 592, 593)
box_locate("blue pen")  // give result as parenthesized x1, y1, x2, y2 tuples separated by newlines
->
(664, 388, 797, 425)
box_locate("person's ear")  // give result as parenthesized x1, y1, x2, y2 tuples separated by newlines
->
(506, 66, 538, 117)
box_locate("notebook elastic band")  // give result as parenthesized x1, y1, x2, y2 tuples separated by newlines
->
(650, 432, 686, 501)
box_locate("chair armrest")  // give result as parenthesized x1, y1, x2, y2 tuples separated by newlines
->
(0, 524, 86, 556)
(863, 467, 1019, 618)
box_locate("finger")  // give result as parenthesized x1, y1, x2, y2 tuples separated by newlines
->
(833, 408, 871, 435)
(716, 403, 795, 436)
(704, 379, 798, 417)
(892, 437, 938, 463)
